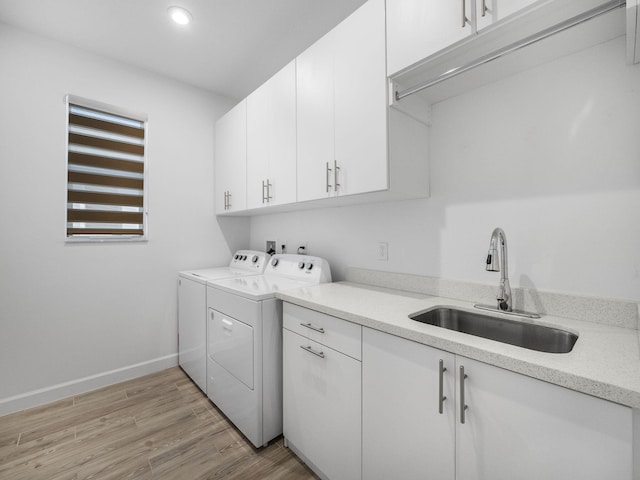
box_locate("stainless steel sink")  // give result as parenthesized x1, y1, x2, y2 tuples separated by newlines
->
(409, 308, 578, 353)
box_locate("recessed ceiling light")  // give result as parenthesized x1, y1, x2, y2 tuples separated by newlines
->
(168, 6, 192, 26)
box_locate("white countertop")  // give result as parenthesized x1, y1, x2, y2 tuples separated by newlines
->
(276, 281, 640, 409)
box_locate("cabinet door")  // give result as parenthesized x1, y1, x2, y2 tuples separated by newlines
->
(456, 356, 633, 480)
(475, 0, 539, 31)
(333, 0, 388, 196)
(178, 278, 206, 393)
(246, 61, 296, 209)
(362, 327, 456, 480)
(283, 329, 361, 480)
(386, 0, 474, 76)
(246, 84, 269, 209)
(296, 30, 335, 202)
(215, 100, 246, 213)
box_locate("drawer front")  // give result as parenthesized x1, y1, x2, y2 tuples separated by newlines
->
(283, 303, 361, 360)
(207, 285, 260, 325)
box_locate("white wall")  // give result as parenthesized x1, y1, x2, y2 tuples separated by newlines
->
(0, 24, 249, 412)
(250, 36, 640, 303)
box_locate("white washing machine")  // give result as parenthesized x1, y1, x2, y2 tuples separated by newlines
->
(177, 250, 269, 393)
(206, 254, 332, 448)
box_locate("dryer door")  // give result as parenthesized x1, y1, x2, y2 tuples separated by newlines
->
(208, 309, 254, 389)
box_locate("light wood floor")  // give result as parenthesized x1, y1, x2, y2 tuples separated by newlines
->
(0, 367, 319, 480)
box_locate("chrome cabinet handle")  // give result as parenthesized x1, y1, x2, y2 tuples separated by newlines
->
(300, 345, 325, 358)
(334, 160, 340, 192)
(326, 162, 333, 193)
(262, 179, 272, 203)
(460, 365, 468, 424)
(438, 359, 447, 414)
(300, 322, 325, 334)
(462, 0, 470, 27)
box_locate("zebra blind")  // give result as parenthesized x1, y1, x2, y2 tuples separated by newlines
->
(66, 97, 147, 239)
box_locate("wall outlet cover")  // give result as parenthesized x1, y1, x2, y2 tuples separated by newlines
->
(266, 240, 276, 255)
(377, 242, 388, 261)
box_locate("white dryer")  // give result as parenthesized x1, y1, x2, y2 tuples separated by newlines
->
(177, 250, 269, 393)
(206, 254, 331, 447)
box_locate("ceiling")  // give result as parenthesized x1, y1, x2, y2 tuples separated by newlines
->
(0, 0, 367, 100)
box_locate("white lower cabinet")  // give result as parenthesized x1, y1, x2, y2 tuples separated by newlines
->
(455, 356, 632, 480)
(362, 327, 456, 480)
(283, 304, 362, 480)
(363, 327, 634, 480)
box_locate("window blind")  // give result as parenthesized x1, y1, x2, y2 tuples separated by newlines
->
(66, 99, 147, 239)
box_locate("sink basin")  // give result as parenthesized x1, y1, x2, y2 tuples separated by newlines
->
(409, 308, 578, 353)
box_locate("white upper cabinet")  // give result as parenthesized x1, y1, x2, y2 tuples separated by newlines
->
(386, 0, 539, 76)
(387, 0, 473, 76)
(217, 0, 429, 215)
(246, 60, 297, 209)
(333, 0, 388, 197)
(296, 30, 335, 203)
(215, 99, 246, 214)
(297, 0, 389, 202)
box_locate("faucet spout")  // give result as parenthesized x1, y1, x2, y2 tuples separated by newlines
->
(486, 227, 512, 312)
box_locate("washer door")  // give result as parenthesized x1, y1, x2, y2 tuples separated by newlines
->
(208, 309, 254, 389)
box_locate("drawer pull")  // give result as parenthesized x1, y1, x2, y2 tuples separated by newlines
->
(300, 345, 325, 358)
(300, 322, 325, 334)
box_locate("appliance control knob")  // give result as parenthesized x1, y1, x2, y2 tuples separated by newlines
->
(252, 255, 258, 263)
(242, 255, 247, 261)
(298, 261, 305, 269)
(306, 263, 314, 271)
(234, 255, 239, 260)
(271, 258, 279, 267)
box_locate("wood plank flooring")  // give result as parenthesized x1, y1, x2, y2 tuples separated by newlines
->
(0, 367, 319, 480)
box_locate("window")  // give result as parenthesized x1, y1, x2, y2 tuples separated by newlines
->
(65, 95, 148, 241)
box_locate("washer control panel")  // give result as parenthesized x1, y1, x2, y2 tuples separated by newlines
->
(266, 254, 331, 283)
(229, 250, 269, 272)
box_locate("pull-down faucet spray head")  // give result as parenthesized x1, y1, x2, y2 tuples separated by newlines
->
(486, 245, 499, 272)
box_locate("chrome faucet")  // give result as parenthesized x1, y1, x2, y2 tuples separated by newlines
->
(485, 227, 512, 312)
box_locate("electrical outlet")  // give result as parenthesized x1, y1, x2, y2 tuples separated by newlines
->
(377, 242, 388, 261)
(266, 240, 276, 255)
(297, 241, 308, 255)
(277, 239, 287, 254)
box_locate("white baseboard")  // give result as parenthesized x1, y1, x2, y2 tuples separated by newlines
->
(0, 354, 178, 417)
